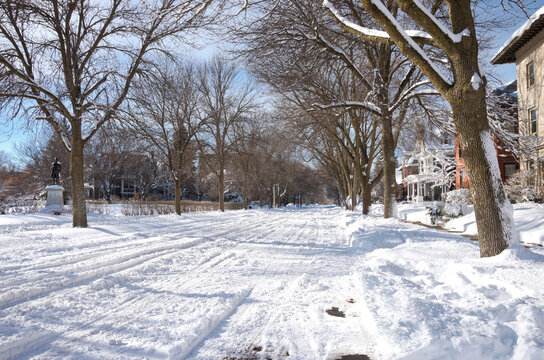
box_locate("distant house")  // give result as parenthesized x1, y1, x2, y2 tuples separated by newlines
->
(401, 138, 456, 203)
(492, 6, 544, 196)
(0, 170, 32, 200)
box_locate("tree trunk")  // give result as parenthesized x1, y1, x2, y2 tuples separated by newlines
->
(382, 113, 397, 218)
(445, 1, 512, 257)
(70, 135, 87, 228)
(174, 177, 181, 215)
(218, 167, 225, 212)
(242, 175, 247, 209)
(361, 182, 372, 215)
(351, 172, 358, 211)
(449, 93, 510, 257)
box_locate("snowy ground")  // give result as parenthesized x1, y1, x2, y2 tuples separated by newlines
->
(1, 205, 544, 360)
(397, 202, 544, 246)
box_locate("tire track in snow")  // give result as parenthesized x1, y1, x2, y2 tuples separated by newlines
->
(0, 215, 239, 273)
(0, 214, 271, 294)
(0, 329, 55, 360)
(0, 237, 204, 310)
(2, 211, 279, 313)
(0, 214, 285, 358)
(186, 215, 321, 359)
(0, 210, 305, 359)
(0, 244, 249, 360)
(168, 287, 254, 360)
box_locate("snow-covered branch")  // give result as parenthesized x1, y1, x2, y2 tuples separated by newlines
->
(312, 101, 382, 115)
(398, 0, 470, 48)
(322, 0, 434, 46)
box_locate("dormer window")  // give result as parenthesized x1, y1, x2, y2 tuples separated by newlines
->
(527, 61, 535, 87)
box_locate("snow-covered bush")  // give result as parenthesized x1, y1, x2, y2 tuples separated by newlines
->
(443, 189, 471, 217)
(120, 201, 244, 216)
(426, 201, 444, 225)
(504, 170, 538, 203)
(86, 200, 116, 215)
(426, 201, 443, 216)
(0, 197, 45, 214)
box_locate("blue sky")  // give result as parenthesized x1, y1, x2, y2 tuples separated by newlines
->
(0, 2, 540, 163)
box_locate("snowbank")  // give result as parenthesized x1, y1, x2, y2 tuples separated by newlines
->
(347, 206, 544, 359)
(1, 206, 543, 359)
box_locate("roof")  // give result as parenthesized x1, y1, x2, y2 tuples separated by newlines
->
(492, 80, 518, 99)
(491, 6, 544, 64)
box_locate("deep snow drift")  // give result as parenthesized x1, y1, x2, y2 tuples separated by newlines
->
(1, 206, 543, 359)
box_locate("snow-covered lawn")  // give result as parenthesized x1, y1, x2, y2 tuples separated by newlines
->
(397, 202, 544, 246)
(1, 205, 543, 359)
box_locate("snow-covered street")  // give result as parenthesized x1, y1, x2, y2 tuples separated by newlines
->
(1, 206, 544, 359)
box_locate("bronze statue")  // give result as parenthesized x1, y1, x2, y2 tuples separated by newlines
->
(51, 158, 61, 184)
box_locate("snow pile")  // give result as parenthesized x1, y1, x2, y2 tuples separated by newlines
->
(353, 240, 544, 359)
(1, 206, 543, 359)
(347, 208, 544, 359)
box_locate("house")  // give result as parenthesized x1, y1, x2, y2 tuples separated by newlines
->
(401, 138, 456, 203)
(0, 170, 32, 200)
(492, 6, 544, 196)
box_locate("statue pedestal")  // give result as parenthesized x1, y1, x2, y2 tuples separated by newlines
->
(43, 185, 64, 215)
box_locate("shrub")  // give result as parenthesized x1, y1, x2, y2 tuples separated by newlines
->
(120, 200, 244, 216)
(442, 189, 471, 217)
(0, 197, 45, 214)
(504, 169, 538, 203)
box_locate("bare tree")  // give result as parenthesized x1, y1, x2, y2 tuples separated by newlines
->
(235, 0, 438, 218)
(86, 126, 131, 202)
(0, 0, 218, 227)
(124, 59, 201, 214)
(16, 132, 72, 197)
(323, 0, 526, 257)
(197, 58, 257, 212)
(231, 114, 264, 209)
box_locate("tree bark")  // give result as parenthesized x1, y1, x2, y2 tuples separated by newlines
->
(382, 113, 397, 218)
(174, 176, 182, 215)
(242, 175, 247, 209)
(351, 171, 358, 211)
(448, 89, 509, 257)
(445, 1, 511, 257)
(219, 166, 225, 212)
(361, 182, 372, 215)
(70, 133, 87, 228)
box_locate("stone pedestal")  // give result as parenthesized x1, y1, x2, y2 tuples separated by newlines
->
(44, 185, 64, 215)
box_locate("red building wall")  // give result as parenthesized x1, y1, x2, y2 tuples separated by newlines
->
(454, 135, 518, 190)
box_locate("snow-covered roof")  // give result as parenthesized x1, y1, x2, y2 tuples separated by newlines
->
(491, 6, 544, 64)
(492, 80, 518, 99)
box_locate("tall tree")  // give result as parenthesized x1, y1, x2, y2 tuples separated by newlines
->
(197, 58, 256, 212)
(231, 114, 264, 209)
(124, 59, 201, 215)
(323, 0, 519, 257)
(235, 0, 437, 218)
(0, 0, 218, 227)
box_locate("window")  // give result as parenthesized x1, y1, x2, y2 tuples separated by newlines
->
(530, 108, 537, 134)
(527, 61, 535, 87)
(504, 163, 517, 179)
